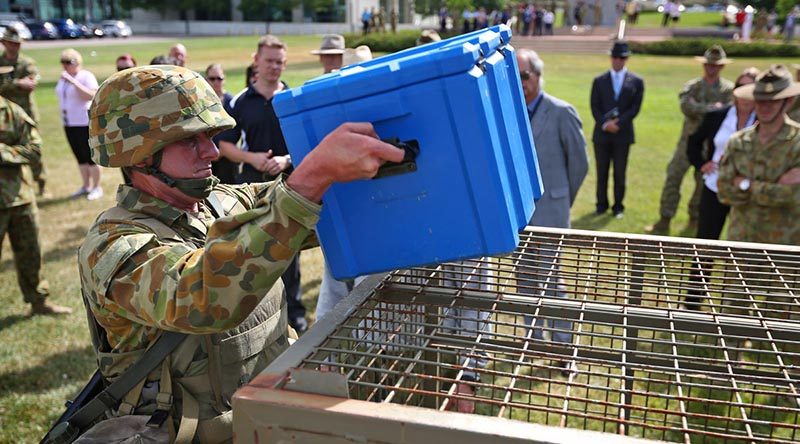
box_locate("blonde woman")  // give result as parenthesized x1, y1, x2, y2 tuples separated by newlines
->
(55, 48, 101, 200)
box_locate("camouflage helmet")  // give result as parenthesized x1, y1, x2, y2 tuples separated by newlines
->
(88, 65, 235, 167)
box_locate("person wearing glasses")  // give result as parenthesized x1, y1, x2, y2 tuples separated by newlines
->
(55, 48, 101, 200)
(516, 48, 588, 376)
(205, 63, 237, 184)
(589, 41, 644, 218)
(115, 54, 136, 71)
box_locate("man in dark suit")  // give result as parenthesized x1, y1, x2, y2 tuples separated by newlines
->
(590, 41, 644, 218)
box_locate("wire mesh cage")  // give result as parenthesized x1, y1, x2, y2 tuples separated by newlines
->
(235, 227, 800, 444)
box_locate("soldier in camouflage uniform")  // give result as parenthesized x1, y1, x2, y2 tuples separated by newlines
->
(77, 66, 403, 442)
(718, 65, 800, 246)
(0, 28, 46, 196)
(645, 45, 734, 235)
(0, 95, 71, 315)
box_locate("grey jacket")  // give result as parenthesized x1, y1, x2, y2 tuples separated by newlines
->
(528, 92, 589, 228)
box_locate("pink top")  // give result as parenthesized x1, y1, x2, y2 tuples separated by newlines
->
(55, 69, 98, 127)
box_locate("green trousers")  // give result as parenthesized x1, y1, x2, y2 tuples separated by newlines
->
(0, 203, 49, 303)
(658, 141, 702, 220)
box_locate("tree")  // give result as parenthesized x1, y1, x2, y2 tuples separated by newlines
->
(776, 0, 797, 16)
(121, 0, 204, 15)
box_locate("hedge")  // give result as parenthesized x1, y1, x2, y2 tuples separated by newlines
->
(344, 30, 460, 53)
(346, 33, 800, 58)
(630, 38, 800, 58)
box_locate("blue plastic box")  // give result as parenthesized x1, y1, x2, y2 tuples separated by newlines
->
(273, 28, 541, 279)
(308, 25, 544, 222)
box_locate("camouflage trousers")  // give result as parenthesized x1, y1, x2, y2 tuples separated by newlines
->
(0, 203, 49, 303)
(658, 141, 702, 220)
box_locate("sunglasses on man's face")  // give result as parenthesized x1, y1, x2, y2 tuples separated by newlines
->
(611, 56, 628, 60)
(520, 70, 536, 81)
(61, 59, 77, 65)
(207, 76, 225, 82)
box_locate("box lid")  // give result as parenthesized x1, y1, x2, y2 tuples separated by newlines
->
(273, 34, 502, 118)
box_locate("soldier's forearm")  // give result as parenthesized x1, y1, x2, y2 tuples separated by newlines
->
(750, 181, 800, 207)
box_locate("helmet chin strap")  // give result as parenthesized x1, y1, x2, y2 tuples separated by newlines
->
(131, 150, 220, 200)
(758, 99, 788, 125)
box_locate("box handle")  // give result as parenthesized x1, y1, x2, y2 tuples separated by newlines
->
(373, 137, 419, 179)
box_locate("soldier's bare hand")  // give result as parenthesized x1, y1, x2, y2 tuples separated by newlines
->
(778, 167, 800, 185)
(287, 122, 405, 203)
(16, 76, 37, 92)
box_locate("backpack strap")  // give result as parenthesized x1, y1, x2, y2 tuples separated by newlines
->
(52, 331, 186, 440)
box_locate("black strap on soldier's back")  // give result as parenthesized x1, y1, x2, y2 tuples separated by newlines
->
(42, 331, 186, 444)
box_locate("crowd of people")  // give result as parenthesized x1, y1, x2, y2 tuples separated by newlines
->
(1, 20, 799, 442)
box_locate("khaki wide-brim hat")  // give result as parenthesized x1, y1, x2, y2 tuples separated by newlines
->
(343, 45, 373, 66)
(734, 64, 800, 101)
(694, 45, 733, 65)
(1, 28, 22, 43)
(311, 34, 345, 55)
(0, 66, 13, 75)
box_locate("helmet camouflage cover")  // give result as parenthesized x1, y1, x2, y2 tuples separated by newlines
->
(89, 65, 235, 167)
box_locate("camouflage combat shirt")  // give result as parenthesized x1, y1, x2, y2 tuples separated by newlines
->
(677, 76, 734, 146)
(0, 96, 41, 208)
(717, 117, 800, 246)
(78, 177, 319, 352)
(0, 53, 39, 122)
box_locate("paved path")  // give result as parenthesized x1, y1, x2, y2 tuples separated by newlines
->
(513, 25, 669, 54)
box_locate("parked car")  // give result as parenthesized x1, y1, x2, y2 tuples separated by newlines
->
(87, 22, 105, 38)
(77, 22, 103, 38)
(51, 18, 82, 39)
(0, 19, 32, 40)
(24, 20, 59, 40)
(101, 20, 132, 38)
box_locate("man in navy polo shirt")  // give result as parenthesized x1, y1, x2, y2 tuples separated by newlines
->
(217, 35, 307, 331)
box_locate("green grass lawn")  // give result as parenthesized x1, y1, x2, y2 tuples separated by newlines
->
(632, 10, 726, 28)
(0, 34, 794, 442)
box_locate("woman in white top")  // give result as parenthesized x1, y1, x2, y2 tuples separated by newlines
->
(687, 67, 758, 240)
(55, 48, 101, 200)
(684, 68, 757, 310)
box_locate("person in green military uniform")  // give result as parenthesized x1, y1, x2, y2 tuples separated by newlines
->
(0, 27, 46, 196)
(718, 65, 800, 246)
(0, 95, 71, 315)
(76, 66, 404, 442)
(645, 45, 734, 235)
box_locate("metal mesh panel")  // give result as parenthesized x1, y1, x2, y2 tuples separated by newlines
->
(297, 228, 800, 443)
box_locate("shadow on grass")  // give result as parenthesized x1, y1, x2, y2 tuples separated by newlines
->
(572, 211, 613, 231)
(0, 225, 88, 271)
(0, 313, 30, 331)
(0, 344, 95, 394)
(37, 195, 79, 209)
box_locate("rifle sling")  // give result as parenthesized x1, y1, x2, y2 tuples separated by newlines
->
(67, 331, 187, 430)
